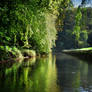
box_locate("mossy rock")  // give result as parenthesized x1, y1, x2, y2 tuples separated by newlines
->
(0, 46, 23, 61)
(21, 49, 36, 57)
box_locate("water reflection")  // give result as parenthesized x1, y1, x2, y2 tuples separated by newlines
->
(56, 53, 92, 92)
(56, 54, 81, 92)
(0, 53, 92, 92)
(0, 54, 60, 92)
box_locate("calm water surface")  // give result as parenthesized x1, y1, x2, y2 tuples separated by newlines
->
(0, 53, 92, 92)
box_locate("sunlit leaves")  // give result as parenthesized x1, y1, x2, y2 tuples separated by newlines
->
(0, 0, 71, 53)
(73, 8, 82, 42)
(73, 26, 81, 41)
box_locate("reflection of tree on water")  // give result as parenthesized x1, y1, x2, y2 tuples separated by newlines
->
(56, 54, 81, 92)
(0, 54, 60, 92)
(0, 61, 22, 92)
(79, 61, 92, 91)
(87, 64, 92, 91)
(56, 53, 92, 92)
(1, 53, 92, 92)
(30, 54, 60, 92)
(80, 61, 88, 88)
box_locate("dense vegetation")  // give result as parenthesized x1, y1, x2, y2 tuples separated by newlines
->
(0, 0, 59, 53)
(0, 0, 92, 60)
(56, 7, 92, 51)
(0, 0, 71, 60)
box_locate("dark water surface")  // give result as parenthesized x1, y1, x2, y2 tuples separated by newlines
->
(0, 53, 92, 92)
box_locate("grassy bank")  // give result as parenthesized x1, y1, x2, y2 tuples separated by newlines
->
(63, 47, 92, 52)
(62, 47, 92, 61)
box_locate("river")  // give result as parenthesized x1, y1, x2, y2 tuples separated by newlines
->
(0, 53, 92, 92)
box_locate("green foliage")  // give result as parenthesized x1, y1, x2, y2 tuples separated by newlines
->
(75, 10, 82, 25)
(73, 26, 81, 41)
(80, 30, 88, 41)
(0, 0, 66, 54)
(72, 8, 82, 46)
(0, 46, 22, 61)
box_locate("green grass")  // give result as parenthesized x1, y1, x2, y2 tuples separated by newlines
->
(75, 47, 92, 51)
(63, 47, 92, 52)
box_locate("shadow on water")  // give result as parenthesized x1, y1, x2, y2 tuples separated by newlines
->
(62, 52, 92, 64)
(56, 53, 92, 92)
(0, 53, 92, 92)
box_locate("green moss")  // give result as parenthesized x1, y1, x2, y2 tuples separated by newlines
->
(0, 46, 23, 61)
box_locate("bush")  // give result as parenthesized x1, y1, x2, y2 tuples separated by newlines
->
(0, 0, 59, 54)
(0, 46, 23, 61)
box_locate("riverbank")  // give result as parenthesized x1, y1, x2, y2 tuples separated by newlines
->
(0, 45, 51, 63)
(62, 47, 92, 61)
(0, 46, 36, 62)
